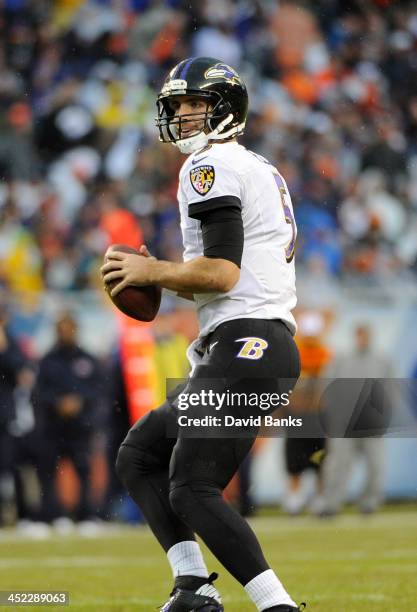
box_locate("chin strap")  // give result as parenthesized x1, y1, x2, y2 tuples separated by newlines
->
(209, 115, 244, 141)
(175, 114, 245, 154)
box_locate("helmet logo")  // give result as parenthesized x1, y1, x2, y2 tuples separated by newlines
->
(190, 165, 215, 195)
(205, 63, 240, 85)
(161, 79, 187, 96)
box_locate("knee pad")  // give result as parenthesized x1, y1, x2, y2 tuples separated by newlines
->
(116, 442, 169, 488)
(169, 484, 193, 521)
(115, 444, 149, 488)
(116, 409, 172, 487)
(169, 482, 221, 523)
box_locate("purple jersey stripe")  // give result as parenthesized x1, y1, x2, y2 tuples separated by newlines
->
(274, 174, 284, 189)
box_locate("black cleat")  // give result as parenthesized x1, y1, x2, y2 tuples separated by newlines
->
(160, 572, 223, 611)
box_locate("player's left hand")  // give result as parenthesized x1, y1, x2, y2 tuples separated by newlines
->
(101, 249, 157, 297)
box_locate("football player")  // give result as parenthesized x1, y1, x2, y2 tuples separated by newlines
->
(101, 57, 304, 611)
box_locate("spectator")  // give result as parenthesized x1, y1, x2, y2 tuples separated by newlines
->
(0, 101, 40, 181)
(32, 312, 105, 523)
(0, 197, 43, 298)
(318, 324, 395, 516)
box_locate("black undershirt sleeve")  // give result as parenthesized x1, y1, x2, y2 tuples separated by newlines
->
(188, 196, 243, 267)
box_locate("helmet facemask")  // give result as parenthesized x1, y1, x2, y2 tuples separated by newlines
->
(156, 91, 237, 154)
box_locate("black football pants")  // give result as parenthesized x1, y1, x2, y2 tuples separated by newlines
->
(116, 318, 300, 586)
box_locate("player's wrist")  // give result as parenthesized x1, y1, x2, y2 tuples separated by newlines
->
(148, 259, 173, 288)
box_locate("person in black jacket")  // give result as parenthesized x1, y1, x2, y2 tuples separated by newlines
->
(32, 312, 103, 523)
(0, 303, 26, 525)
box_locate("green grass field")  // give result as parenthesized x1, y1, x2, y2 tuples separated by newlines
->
(1, 509, 416, 611)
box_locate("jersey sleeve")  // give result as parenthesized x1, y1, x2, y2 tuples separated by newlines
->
(181, 156, 242, 219)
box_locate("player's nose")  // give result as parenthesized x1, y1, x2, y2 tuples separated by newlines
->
(178, 103, 194, 116)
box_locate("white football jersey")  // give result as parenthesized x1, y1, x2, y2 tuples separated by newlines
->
(177, 141, 297, 338)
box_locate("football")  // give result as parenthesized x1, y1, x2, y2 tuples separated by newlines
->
(104, 244, 161, 322)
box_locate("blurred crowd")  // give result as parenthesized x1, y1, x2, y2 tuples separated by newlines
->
(1, 0, 417, 317)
